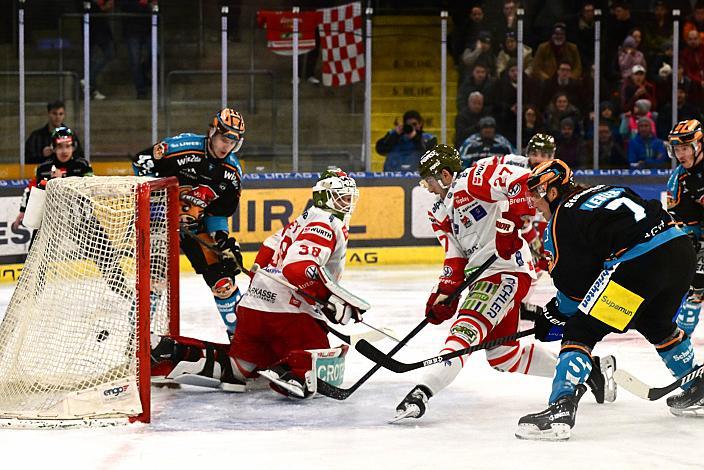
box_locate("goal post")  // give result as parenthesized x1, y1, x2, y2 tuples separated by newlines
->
(0, 176, 180, 428)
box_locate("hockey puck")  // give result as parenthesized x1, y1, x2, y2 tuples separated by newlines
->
(96, 330, 110, 342)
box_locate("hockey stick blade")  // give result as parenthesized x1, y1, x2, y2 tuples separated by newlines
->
(354, 328, 536, 374)
(614, 363, 704, 401)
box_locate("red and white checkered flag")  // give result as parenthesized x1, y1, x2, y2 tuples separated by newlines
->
(317, 2, 365, 87)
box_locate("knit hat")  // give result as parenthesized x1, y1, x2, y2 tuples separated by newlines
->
(623, 35, 637, 49)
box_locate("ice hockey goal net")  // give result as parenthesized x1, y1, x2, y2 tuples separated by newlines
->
(0, 176, 180, 427)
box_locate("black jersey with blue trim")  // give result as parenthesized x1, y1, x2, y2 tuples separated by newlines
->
(544, 184, 682, 302)
(132, 133, 243, 219)
(667, 162, 704, 238)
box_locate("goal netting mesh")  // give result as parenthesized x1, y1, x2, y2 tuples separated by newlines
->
(0, 176, 179, 427)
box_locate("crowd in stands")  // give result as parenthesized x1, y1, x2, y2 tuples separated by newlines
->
(440, 0, 704, 170)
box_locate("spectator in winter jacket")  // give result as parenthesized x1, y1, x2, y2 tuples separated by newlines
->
(375, 110, 437, 172)
(627, 117, 667, 168)
(681, 29, 704, 88)
(621, 64, 657, 112)
(555, 117, 587, 168)
(618, 35, 647, 80)
(531, 22, 582, 81)
(457, 116, 513, 167)
(455, 91, 489, 149)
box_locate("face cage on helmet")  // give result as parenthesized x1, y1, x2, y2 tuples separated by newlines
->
(325, 185, 360, 215)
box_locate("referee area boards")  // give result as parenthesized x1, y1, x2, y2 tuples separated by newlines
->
(0, 169, 671, 283)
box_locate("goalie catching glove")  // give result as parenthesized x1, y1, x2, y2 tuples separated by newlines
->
(213, 231, 243, 273)
(317, 266, 369, 325)
(321, 295, 364, 325)
(534, 297, 568, 342)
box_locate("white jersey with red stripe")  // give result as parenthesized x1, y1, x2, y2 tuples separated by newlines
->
(429, 160, 537, 287)
(239, 206, 348, 315)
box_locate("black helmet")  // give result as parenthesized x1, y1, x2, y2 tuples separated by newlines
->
(50, 126, 74, 148)
(419, 144, 462, 179)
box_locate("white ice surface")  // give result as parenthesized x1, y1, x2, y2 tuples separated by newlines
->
(1, 267, 703, 470)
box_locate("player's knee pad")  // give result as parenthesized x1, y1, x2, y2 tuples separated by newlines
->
(549, 346, 593, 404)
(447, 317, 484, 349)
(656, 329, 696, 386)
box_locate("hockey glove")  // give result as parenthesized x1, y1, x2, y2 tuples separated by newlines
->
(321, 295, 364, 325)
(425, 291, 460, 325)
(534, 297, 568, 342)
(495, 212, 524, 260)
(213, 231, 243, 274)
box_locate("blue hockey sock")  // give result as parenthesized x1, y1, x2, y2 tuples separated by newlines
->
(675, 299, 701, 336)
(549, 351, 593, 404)
(215, 286, 242, 336)
(658, 336, 696, 389)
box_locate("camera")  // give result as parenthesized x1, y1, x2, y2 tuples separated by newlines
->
(402, 123, 414, 134)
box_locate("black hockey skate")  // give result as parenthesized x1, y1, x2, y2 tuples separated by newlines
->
(586, 355, 617, 404)
(390, 385, 432, 423)
(667, 372, 704, 417)
(515, 384, 587, 441)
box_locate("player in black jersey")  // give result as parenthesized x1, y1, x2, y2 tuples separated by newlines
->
(13, 126, 93, 232)
(667, 120, 704, 335)
(515, 159, 701, 441)
(132, 108, 246, 337)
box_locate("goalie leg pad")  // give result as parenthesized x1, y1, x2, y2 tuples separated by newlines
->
(259, 347, 348, 398)
(166, 341, 246, 392)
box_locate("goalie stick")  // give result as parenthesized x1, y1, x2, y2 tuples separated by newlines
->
(179, 227, 398, 346)
(354, 328, 536, 373)
(316, 254, 499, 400)
(614, 363, 704, 401)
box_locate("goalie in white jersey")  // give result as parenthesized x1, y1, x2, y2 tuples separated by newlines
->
(394, 145, 607, 421)
(151, 169, 367, 398)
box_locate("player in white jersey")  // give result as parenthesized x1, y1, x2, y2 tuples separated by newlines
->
(394, 145, 610, 421)
(150, 169, 368, 398)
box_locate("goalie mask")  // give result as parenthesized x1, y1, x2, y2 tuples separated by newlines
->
(312, 169, 359, 221)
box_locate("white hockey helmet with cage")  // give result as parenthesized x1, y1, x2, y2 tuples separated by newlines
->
(312, 168, 359, 219)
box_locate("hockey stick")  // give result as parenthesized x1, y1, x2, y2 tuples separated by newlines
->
(354, 327, 536, 374)
(317, 254, 499, 400)
(614, 363, 704, 401)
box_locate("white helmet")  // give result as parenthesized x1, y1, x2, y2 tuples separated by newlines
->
(312, 168, 359, 219)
